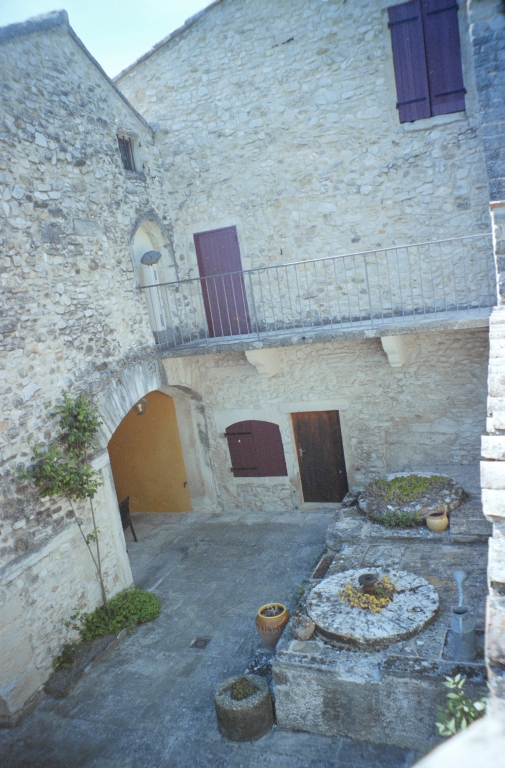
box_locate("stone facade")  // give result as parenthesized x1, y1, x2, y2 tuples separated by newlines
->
(117, 0, 491, 275)
(163, 328, 489, 512)
(0, 12, 177, 724)
(0, 0, 503, 731)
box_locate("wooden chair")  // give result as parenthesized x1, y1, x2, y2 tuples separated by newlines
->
(119, 496, 138, 542)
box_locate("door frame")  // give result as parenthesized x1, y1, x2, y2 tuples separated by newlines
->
(282, 400, 354, 508)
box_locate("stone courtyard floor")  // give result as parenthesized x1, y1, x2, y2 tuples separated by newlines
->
(0, 508, 416, 768)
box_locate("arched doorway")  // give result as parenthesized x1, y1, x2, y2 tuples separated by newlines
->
(108, 390, 191, 512)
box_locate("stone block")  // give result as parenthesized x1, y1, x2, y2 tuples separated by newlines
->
(380, 335, 408, 368)
(489, 538, 505, 588)
(482, 435, 505, 460)
(481, 460, 505, 489)
(486, 595, 505, 665)
(483, 489, 505, 520)
(0, 601, 43, 719)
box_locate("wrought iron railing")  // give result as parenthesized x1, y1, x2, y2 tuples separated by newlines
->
(140, 233, 495, 349)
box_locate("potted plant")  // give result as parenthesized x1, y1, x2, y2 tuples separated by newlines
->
(255, 603, 290, 649)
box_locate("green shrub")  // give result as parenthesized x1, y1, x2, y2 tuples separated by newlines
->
(436, 675, 486, 737)
(78, 589, 161, 643)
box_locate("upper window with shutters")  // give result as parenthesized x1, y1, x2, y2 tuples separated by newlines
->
(388, 1, 466, 124)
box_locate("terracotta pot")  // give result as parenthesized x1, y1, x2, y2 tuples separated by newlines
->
(426, 511, 448, 532)
(256, 603, 290, 649)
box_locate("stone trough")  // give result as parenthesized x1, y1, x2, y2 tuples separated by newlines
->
(272, 499, 490, 751)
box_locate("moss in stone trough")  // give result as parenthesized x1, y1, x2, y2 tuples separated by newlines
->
(78, 589, 160, 643)
(381, 511, 424, 528)
(360, 473, 464, 527)
(370, 474, 450, 505)
(230, 677, 259, 701)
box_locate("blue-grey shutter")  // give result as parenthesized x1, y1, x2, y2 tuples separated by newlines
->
(388, 1, 431, 123)
(421, 1, 466, 116)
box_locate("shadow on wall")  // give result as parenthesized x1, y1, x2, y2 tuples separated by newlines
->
(108, 390, 191, 512)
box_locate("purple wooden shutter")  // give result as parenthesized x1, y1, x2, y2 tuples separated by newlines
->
(225, 421, 287, 477)
(421, 1, 466, 116)
(388, 1, 431, 123)
(252, 421, 288, 477)
(225, 421, 258, 477)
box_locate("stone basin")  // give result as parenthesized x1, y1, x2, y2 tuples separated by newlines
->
(306, 568, 439, 650)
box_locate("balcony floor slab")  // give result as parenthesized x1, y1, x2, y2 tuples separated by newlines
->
(160, 307, 491, 359)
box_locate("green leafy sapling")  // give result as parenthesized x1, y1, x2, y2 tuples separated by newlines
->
(19, 391, 108, 612)
(436, 674, 487, 737)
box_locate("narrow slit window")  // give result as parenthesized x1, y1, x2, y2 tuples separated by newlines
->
(117, 136, 136, 171)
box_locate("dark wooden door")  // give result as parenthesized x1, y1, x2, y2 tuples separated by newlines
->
(193, 226, 251, 337)
(292, 411, 348, 503)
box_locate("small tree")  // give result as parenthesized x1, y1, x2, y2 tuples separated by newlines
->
(20, 391, 109, 612)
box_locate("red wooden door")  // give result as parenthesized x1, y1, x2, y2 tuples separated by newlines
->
(292, 411, 348, 503)
(193, 226, 251, 337)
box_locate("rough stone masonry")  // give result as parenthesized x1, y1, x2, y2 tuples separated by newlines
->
(0, 0, 504, 731)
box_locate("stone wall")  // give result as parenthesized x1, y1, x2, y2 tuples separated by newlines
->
(0, 13, 175, 723)
(0, 0, 499, 728)
(118, 0, 492, 291)
(164, 326, 489, 512)
(468, 0, 505, 201)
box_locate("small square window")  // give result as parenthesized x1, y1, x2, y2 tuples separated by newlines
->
(117, 135, 136, 171)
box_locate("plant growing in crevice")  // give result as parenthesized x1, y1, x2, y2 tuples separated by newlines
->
(435, 675, 487, 736)
(18, 391, 108, 612)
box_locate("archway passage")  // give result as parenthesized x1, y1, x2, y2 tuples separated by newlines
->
(108, 390, 191, 512)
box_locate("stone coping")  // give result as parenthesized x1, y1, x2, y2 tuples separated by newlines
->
(325, 499, 491, 552)
(306, 569, 439, 650)
(274, 633, 486, 684)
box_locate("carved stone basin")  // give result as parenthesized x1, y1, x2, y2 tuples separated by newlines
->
(306, 568, 439, 650)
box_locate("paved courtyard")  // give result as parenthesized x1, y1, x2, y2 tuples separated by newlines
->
(0, 509, 415, 768)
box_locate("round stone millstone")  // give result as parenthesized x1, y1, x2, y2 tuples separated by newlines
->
(306, 569, 439, 650)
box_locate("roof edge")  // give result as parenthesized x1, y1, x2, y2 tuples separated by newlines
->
(0, 9, 69, 43)
(0, 10, 154, 136)
(114, 0, 224, 82)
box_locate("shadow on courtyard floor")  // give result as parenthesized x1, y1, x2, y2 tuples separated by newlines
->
(0, 509, 416, 768)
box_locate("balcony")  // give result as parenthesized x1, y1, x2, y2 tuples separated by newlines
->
(141, 234, 495, 356)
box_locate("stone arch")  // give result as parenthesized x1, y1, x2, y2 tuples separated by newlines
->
(93, 357, 218, 518)
(95, 357, 167, 449)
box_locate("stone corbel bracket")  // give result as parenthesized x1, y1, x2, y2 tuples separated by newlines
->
(245, 348, 281, 377)
(381, 335, 408, 368)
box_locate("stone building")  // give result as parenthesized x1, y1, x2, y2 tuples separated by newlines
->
(1, 0, 504, 734)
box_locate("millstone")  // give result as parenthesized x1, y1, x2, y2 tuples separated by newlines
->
(306, 568, 439, 650)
